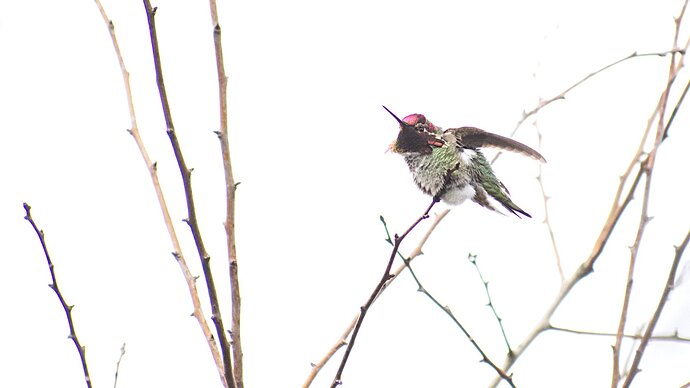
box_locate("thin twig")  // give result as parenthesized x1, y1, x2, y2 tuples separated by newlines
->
(381, 221, 515, 387)
(330, 199, 440, 387)
(330, 163, 466, 386)
(405, 258, 515, 387)
(113, 343, 126, 388)
(468, 254, 513, 357)
(533, 119, 564, 283)
(142, 2, 235, 387)
(621, 231, 690, 387)
(492, 48, 685, 164)
(23, 203, 93, 388)
(207, 1, 244, 386)
(302, 209, 450, 387)
(93, 1, 227, 386)
(548, 325, 690, 343)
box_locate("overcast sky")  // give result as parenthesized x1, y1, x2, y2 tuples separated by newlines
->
(1, 1, 689, 387)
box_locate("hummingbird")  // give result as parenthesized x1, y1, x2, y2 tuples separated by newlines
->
(384, 106, 546, 218)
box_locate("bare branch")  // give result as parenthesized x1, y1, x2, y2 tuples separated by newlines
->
(621, 231, 690, 387)
(492, 48, 686, 164)
(142, 1, 235, 387)
(491, 8, 690, 386)
(533, 120, 564, 283)
(93, 1, 227, 386)
(23, 203, 93, 388)
(548, 325, 690, 343)
(330, 199, 440, 387)
(381, 224, 515, 387)
(468, 253, 513, 357)
(613, 2, 690, 383)
(303, 209, 450, 387)
(207, 1, 244, 386)
(113, 343, 126, 388)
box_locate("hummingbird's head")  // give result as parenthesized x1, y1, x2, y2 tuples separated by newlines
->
(383, 106, 444, 154)
(401, 113, 438, 133)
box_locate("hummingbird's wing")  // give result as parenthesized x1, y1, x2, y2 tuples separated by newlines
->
(447, 127, 546, 162)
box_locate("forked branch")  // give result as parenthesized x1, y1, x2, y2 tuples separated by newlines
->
(330, 199, 440, 387)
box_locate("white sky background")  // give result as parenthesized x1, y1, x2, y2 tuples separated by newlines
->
(1, 0, 689, 387)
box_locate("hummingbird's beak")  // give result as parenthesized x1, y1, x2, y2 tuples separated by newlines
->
(385, 142, 396, 153)
(382, 105, 404, 126)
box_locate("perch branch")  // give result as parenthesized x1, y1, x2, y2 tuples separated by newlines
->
(330, 199, 440, 387)
(302, 209, 450, 387)
(381, 222, 514, 387)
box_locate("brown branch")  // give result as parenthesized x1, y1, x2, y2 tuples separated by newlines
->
(23, 203, 93, 388)
(613, 3, 690, 384)
(621, 230, 690, 387)
(492, 49, 685, 165)
(207, 1, 244, 387)
(611, 159, 652, 387)
(142, 2, 235, 387)
(548, 325, 690, 343)
(113, 343, 126, 388)
(330, 199, 440, 387)
(491, 9, 690, 386)
(303, 209, 450, 387)
(489, 154, 647, 387)
(93, 2, 227, 386)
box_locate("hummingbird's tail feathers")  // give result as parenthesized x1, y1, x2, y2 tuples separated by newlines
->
(471, 181, 533, 219)
(503, 202, 532, 218)
(450, 127, 546, 163)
